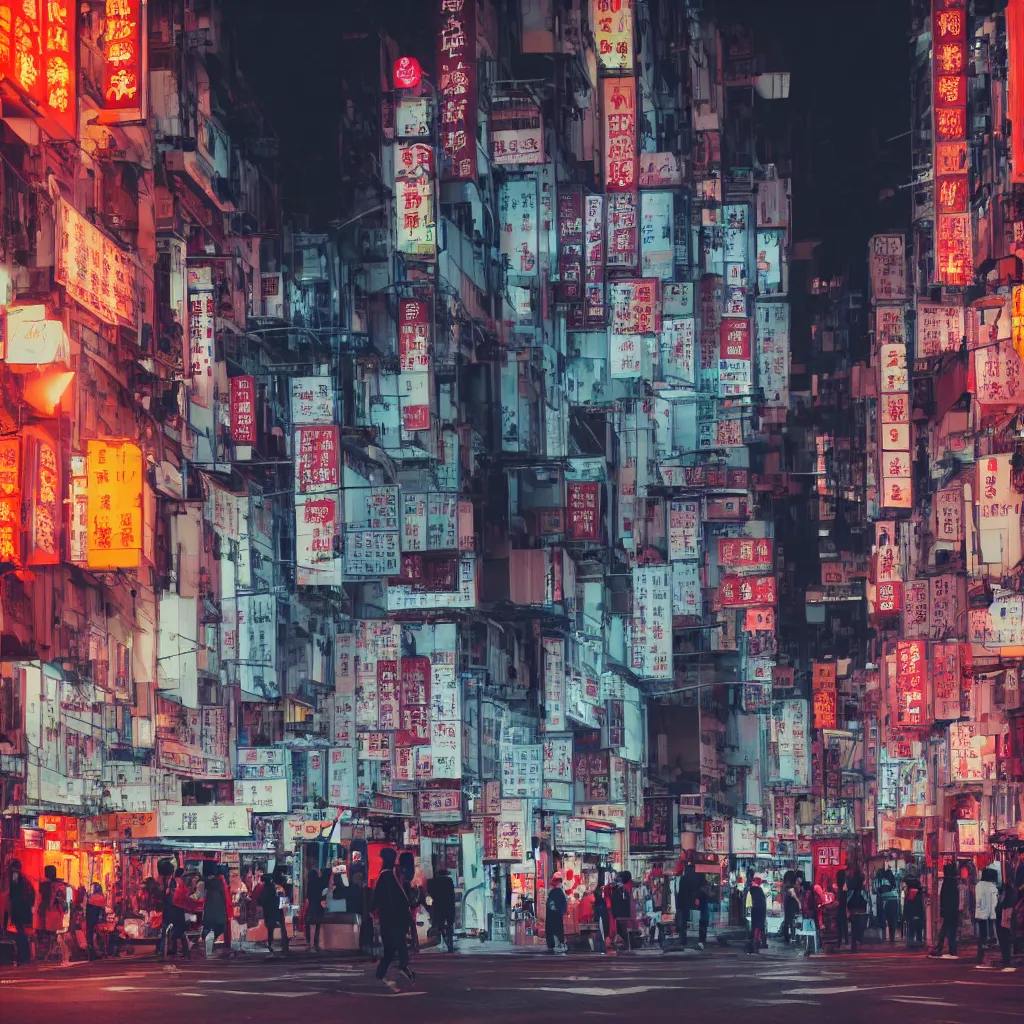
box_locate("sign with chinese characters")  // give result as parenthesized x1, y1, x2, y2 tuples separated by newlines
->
(719, 574, 776, 607)
(187, 264, 214, 409)
(718, 537, 772, 570)
(56, 201, 139, 328)
(932, 0, 972, 285)
(868, 234, 907, 302)
(86, 440, 142, 569)
(932, 642, 962, 720)
(895, 640, 927, 728)
(395, 142, 436, 258)
(543, 637, 565, 731)
(878, 314, 912, 509)
(295, 493, 341, 587)
(631, 566, 672, 680)
(290, 377, 334, 425)
(660, 317, 696, 384)
(398, 299, 431, 431)
(584, 194, 606, 328)
(101, 0, 142, 115)
(436, 0, 477, 181)
(607, 190, 639, 269)
(157, 804, 251, 838)
(719, 318, 752, 396)
(0, 438, 20, 566)
(499, 179, 539, 277)
(557, 187, 584, 300)
(491, 104, 544, 165)
(567, 482, 600, 540)
(495, 817, 525, 861)
(935, 485, 963, 542)
(610, 279, 660, 334)
(25, 429, 59, 566)
(593, 0, 633, 70)
(917, 302, 964, 358)
(756, 301, 790, 408)
(668, 500, 699, 561)
(602, 76, 637, 191)
(294, 426, 339, 494)
(975, 453, 1023, 574)
(230, 377, 257, 444)
(0, 0, 77, 137)
(234, 779, 290, 814)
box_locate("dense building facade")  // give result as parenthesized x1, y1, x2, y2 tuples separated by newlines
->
(0, 0, 1018, 953)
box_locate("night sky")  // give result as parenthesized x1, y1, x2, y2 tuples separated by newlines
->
(230, 0, 910, 276)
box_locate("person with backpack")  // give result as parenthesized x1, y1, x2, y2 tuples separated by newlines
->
(929, 862, 961, 959)
(37, 865, 69, 961)
(5, 859, 35, 965)
(846, 871, 870, 953)
(372, 848, 415, 990)
(801, 880, 822, 955)
(612, 871, 635, 951)
(546, 872, 568, 954)
(903, 873, 925, 948)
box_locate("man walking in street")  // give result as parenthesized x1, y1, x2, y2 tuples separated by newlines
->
(747, 876, 767, 954)
(546, 872, 568, 954)
(929, 862, 961, 959)
(373, 848, 415, 990)
(847, 871, 870, 953)
(427, 864, 456, 953)
(676, 862, 699, 948)
(5, 859, 35, 965)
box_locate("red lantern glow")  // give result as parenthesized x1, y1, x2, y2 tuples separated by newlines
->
(394, 57, 422, 90)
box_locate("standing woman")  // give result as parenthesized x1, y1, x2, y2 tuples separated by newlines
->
(593, 882, 611, 954)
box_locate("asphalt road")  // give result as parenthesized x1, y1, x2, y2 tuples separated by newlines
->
(0, 946, 1020, 1023)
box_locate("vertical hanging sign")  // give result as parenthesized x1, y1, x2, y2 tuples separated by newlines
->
(436, 0, 477, 182)
(602, 76, 638, 192)
(230, 377, 257, 444)
(101, 0, 143, 118)
(592, 0, 634, 71)
(398, 298, 432, 431)
(932, 0, 973, 286)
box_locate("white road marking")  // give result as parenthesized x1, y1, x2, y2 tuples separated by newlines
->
(890, 996, 957, 1007)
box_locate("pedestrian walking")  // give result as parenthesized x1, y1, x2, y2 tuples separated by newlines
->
(846, 871, 869, 953)
(37, 865, 69, 962)
(593, 883, 611, 954)
(347, 865, 376, 958)
(200, 862, 228, 958)
(974, 867, 999, 964)
(747, 876, 767, 954)
(903, 873, 925, 948)
(929, 862, 960, 959)
(676, 862, 699, 947)
(398, 851, 421, 954)
(877, 869, 899, 943)
(373, 848, 415, 990)
(802, 881, 822, 955)
(546, 872, 568, 954)
(612, 871, 634, 951)
(85, 883, 106, 959)
(304, 856, 326, 953)
(427, 864, 456, 953)
(993, 878, 1016, 972)
(5, 859, 35, 965)
(259, 868, 290, 956)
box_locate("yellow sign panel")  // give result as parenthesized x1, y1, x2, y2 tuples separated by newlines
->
(86, 440, 143, 569)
